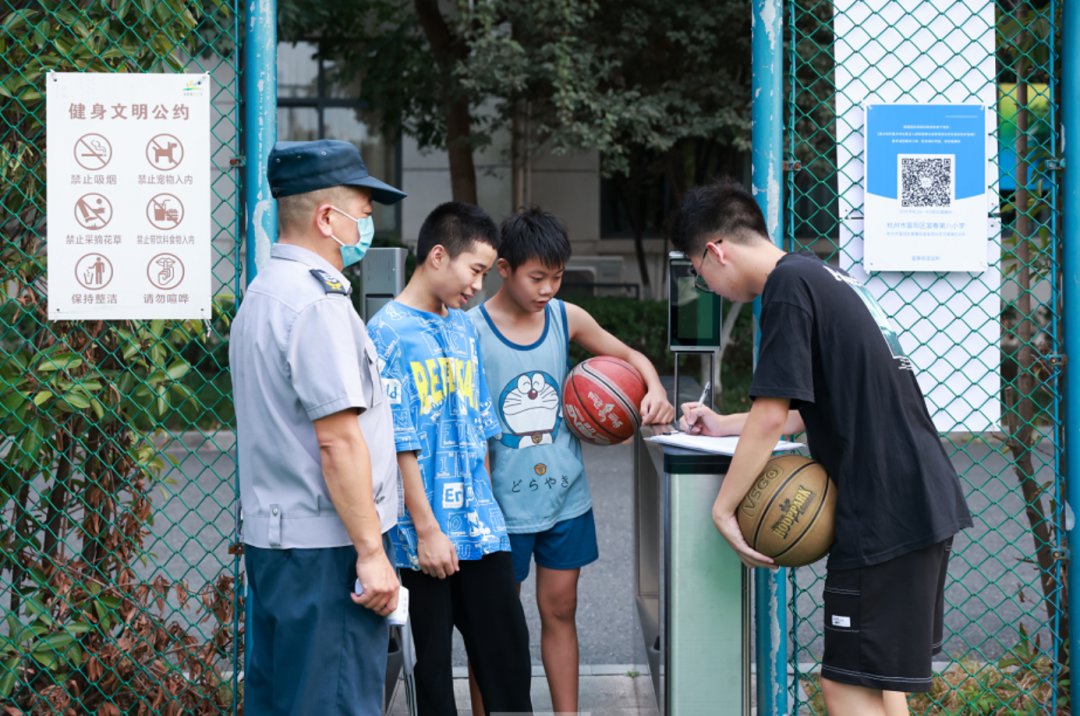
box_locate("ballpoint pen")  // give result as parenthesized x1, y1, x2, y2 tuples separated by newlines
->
(697, 380, 711, 408)
(684, 380, 711, 432)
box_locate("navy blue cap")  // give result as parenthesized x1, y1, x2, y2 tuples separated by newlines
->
(267, 139, 406, 205)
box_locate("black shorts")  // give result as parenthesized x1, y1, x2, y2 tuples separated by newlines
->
(821, 538, 952, 693)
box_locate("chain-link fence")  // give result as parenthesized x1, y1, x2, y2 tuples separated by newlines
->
(1, 1, 242, 712)
(786, 0, 1063, 712)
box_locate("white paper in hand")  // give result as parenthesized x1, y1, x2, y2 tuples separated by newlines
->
(354, 580, 410, 627)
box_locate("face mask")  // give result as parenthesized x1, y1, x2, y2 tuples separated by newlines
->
(329, 207, 375, 267)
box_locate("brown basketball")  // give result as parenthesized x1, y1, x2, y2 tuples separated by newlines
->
(562, 356, 647, 446)
(737, 454, 836, 567)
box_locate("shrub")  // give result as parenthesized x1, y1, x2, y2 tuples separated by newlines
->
(568, 297, 672, 373)
(564, 295, 756, 415)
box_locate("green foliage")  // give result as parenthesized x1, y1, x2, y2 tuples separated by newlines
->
(277, 0, 480, 151)
(515, 0, 753, 179)
(567, 297, 671, 372)
(171, 297, 236, 430)
(0, 251, 237, 713)
(564, 296, 755, 414)
(908, 653, 1060, 715)
(0, 572, 237, 712)
(1, 0, 231, 218)
(277, 0, 752, 180)
(0, 1, 238, 711)
(278, 0, 752, 278)
(802, 650, 1060, 715)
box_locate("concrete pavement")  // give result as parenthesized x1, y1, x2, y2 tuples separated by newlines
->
(150, 425, 1057, 711)
(385, 667, 660, 715)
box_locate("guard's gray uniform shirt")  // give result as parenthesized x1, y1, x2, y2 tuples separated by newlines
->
(230, 243, 398, 548)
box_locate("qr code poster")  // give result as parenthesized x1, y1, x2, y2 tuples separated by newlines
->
(863, 103, 993, 273)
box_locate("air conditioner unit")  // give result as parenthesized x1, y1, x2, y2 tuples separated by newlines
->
(562, 266, 597, 286)
(560, 256, 636, 300)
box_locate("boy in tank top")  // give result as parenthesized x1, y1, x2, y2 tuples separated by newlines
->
(468, 207, 674, 713)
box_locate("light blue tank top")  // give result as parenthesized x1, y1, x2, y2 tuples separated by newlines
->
(468, 299, 591, 533)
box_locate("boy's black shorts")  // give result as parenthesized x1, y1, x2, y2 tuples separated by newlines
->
(821, 538, 952, 693)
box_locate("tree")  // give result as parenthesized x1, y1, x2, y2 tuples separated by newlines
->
(277, 0, 503, 204)
(552, 0, 758, 374)
(0, 2, 238, 710)
(453, 0, 755, 287)
(277, 0, 755, 287)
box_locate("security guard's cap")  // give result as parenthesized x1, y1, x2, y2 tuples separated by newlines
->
(267, 139, 406, 205)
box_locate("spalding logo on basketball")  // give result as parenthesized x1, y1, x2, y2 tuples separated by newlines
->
(737, 454, 836, 567)
(562, 356, 647, 446)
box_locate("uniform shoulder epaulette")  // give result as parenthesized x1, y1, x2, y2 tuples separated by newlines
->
(309, 268, 350, 295)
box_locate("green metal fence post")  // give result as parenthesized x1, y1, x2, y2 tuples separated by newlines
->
(1063, 0, 1079, 710)
(243, 0, 278, 283)
(239, 1, 278, 703)
(752, 1, 788, 714)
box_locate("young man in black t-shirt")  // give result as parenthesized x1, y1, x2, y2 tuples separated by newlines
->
(671, 181, 972, 716)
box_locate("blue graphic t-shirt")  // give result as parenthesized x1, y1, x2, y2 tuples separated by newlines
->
(368, 301, 509, 568)
(468, 299, 590, 533)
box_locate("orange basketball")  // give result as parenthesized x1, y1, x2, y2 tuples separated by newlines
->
(737, 455, 836, 567)
(562, 356, 647, 445)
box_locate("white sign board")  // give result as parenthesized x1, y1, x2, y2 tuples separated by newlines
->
(864, 103, 994, 273)
(832, 0, 1000, 433)
(47, 72, 211, 320)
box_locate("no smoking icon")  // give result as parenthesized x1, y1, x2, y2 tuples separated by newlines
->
(74, 134, 112, 171)
(146, 134, 184, 171)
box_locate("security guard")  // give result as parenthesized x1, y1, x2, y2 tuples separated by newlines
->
(230, 139, 406, 715)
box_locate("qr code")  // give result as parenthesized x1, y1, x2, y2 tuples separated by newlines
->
(900, 156, 952, 208)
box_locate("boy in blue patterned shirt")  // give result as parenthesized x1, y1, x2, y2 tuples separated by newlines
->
(367, 202, 532, 715)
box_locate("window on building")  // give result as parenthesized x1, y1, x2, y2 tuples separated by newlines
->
(599, 173, 671, 240)
(277, 41, 400, 237)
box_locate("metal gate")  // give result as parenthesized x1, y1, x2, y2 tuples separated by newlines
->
(782, 1, 1065, 712)
(1, 1, 244, 712)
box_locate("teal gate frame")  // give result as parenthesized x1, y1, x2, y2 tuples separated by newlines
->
(752, 0, 1073, 713)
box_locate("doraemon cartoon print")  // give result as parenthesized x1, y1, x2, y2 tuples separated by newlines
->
(498, 372, 561, 448)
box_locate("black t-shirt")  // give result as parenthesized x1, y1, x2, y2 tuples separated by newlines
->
(750, 253, 972, 569)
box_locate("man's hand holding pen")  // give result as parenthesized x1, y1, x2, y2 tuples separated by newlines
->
(677, 381, 721, 435)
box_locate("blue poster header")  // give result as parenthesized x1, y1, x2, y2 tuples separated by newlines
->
(865, 104, 986, 200)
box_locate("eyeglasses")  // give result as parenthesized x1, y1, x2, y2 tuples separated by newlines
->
(689, 243, 714, 294)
